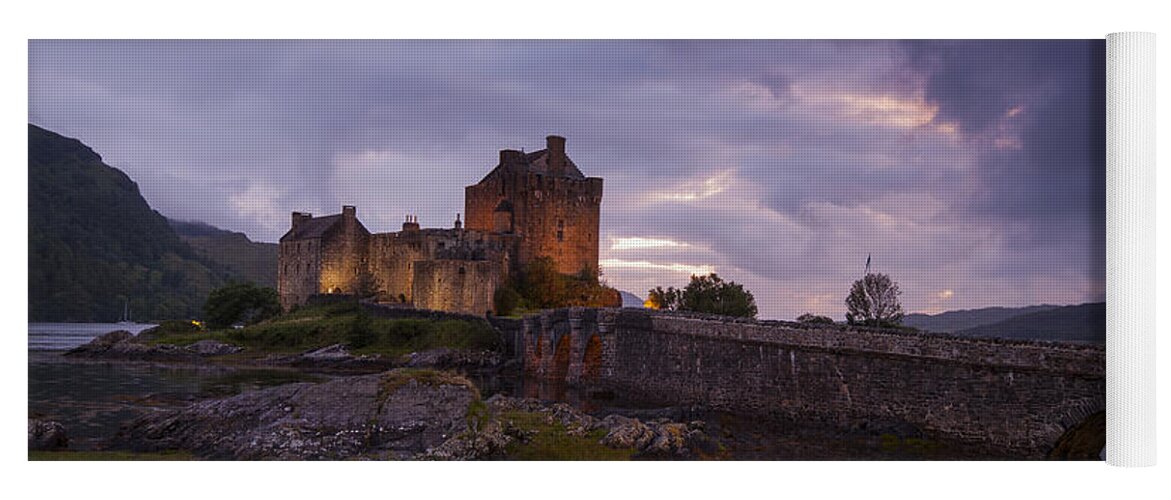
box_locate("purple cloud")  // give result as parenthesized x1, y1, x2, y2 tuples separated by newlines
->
(28, 40, 1105, 319)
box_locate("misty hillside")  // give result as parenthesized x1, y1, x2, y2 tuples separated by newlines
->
(903, 305, 1061, 333)
(954, 302, 1105, 344)
(28, 124, 232, 322)
(170, 220, 278, 288)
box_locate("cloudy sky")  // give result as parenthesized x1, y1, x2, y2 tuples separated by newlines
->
(29, 40, 1104, 319)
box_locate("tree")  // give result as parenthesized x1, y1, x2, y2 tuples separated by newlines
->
(845, 273, 904, 327)
(493, 285, 522, 316)
(796, 313, 835, 325)
(647, 273, 758, 318)
(508, 256, 621, 311)
(203, 282, 281, 330)
(645, 286, 681, 310)
(352, 267, 383, 300)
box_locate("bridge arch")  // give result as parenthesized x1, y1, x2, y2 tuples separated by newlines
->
(580, 334, 603, 381)
(551, 333, 572, 382)
(1047, 400, 1106, 459)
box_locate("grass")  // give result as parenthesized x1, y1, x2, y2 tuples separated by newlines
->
(500, 410, 635, 461)
(144, 302, 501, 357)
(378, 368, 479, 399)
(29, 450, 193, 461)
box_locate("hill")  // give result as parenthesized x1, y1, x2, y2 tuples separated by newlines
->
(619, 291, 645, 308)
(28, 124, 231, 322)
(955, 303, 1105, 344)
(902, 305, 1061, 333)
(169, 220, 278, 288)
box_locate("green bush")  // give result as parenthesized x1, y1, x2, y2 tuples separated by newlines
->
(494, 286, 522, 316)
(506, 257, 621, 312)
(203, 282, 281, 329)
(647, 273, 758, 319)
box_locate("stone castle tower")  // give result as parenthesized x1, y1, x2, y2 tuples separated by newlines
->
(278, 135, 603, 314)
(465, 135, 604, 276)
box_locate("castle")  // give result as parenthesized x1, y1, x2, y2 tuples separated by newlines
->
(278, 135, 603, 315)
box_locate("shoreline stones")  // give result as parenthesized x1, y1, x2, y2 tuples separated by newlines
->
(29, 418, 69, 451)
(113, 369, 479, 460)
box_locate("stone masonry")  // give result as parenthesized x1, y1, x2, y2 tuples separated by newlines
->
(521, 307, 1106, 458)
(279, 136, 602, 315)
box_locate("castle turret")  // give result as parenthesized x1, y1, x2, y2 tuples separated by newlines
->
(454, 213, 463, 230)
(465, 135, 602, 276)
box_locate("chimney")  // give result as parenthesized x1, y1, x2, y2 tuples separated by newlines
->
(342, 205, 356, 219)
(500, 149, 524, 165)
(402, 214, 420, 232)
(546, 135, 566, 174)
(291, 211, 312, 228)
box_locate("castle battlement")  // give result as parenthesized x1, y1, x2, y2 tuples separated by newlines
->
(278, 136, 602, 315)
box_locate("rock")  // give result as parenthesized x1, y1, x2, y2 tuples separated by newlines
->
(600, 415, 656, 450)
(421, 418, 512, 460)
(405, 348, 502, 369)
(301, 343, 352, 361)
(66, 330, 242, 361)
(66, 330, 134, 355)
(113, 369, 480, 460)
(185, 340, 244, 356)
(29, 419, 68, 450)
(269, 344, 397, 372)
(484, 395, 712, 458)
(643, 422, 691, 456)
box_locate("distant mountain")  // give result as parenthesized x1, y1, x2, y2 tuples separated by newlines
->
(903, 305, 1061, 333)
(619, 291, 645, 308)
(28, 124, 235, 322)
(170, 220, 278, 288)
(955, 303, 1105, 344)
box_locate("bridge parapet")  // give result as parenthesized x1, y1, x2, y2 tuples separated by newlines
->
(519, 307, 1105, 457)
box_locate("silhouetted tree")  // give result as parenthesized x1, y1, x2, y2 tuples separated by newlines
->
(845, 273, 904, 327)
(649, 273, 758, 318)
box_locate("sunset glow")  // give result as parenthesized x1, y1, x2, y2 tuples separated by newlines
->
(611, 237, 690, 251)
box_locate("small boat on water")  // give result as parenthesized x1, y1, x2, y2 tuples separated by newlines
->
(117, 298, 135, 325)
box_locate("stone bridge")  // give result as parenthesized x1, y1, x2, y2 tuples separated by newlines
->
(518, 307, 1106, 458)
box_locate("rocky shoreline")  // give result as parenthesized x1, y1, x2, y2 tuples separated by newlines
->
(51, 328, 713, 460)
(65, 330, 508, 375)
(102, 368, 711, 460)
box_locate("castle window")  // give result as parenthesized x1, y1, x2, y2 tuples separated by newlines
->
(557, 220, 565, 242)
(459, 267, 466, 275)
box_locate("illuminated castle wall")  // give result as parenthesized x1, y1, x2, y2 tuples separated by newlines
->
(278, 136, 602, 315)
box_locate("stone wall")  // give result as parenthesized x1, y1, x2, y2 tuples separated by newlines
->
(368, 232, 426, 304)
(411, 260, 504, 316)
(465, 156, 602, 276)
(278, 238, 321, 310)
(368, 228, 509, 307)
(318, 208, 369, 295)
(514, 175, 602, 276)
(521, 308, 1106, 457)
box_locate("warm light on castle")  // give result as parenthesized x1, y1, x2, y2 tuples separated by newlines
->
(277, 136, 603, 315)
